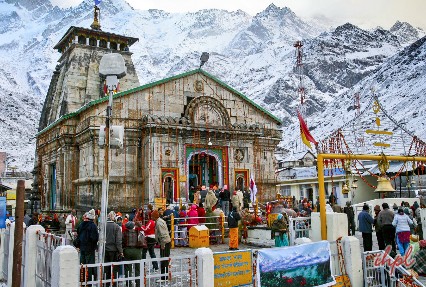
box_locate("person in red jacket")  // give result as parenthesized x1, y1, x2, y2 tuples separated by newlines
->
(140, 218, 159, 271)
(197, 203, 206, 224)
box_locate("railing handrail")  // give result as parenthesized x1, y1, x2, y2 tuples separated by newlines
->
(363, 250, 425, 287)
(80, 254, 197, 269)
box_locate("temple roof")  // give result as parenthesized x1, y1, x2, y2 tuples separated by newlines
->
(53, 26, 138, 51)
(37, 69, 282, 136)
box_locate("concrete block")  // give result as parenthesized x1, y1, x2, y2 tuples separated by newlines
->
(195, 247, 214, 287)
(51, 245, 79, 287)
(311, 212, 348, 242)
(23, 225, 45, 287)
(342, 236, 363, 287)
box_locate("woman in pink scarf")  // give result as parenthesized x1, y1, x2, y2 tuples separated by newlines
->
(187, 204, 199, 229)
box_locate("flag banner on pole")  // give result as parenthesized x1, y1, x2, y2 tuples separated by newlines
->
(297, 110, 317, 148)
(300, 125, 312, 149)
(95, 0, 102, 5)
(250, 177, 257, 203)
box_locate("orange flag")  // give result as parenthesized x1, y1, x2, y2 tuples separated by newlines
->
(297, 110, 317, 148)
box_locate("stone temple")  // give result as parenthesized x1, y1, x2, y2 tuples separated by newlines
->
(33, 14, 282, 212)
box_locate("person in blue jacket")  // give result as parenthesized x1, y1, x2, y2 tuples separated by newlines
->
(358, 204, 374, 251)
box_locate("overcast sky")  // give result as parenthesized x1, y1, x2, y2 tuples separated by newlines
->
(51, 0, 426, 30)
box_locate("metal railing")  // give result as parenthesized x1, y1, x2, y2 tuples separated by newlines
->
(35, 230, 67, 287)
(362, 250, 425, 287)
(289, 217, 311, 245)
(79, 254, 198, 286)
(171, 214, 227, 247)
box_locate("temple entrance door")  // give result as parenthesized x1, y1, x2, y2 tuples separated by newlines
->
(163, 176, 174, 204)
(189, 153, 219, 188)
(50, 163, 57, 210)
(161, 168, 179, 204)
(235, 169, 249, 191)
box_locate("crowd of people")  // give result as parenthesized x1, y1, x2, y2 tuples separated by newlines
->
(53, 184, 257, 283)
(357, 201, 424, 254)
(20, 188, 426, 280)
(356, 200, 426, 276)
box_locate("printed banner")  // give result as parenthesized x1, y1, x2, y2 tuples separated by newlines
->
(214, 250, 252, 286)
(0, 197, 6, 228)
(257, 241, 335, 287)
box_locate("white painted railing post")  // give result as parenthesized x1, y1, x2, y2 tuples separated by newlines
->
(195, 247, 214, 287)
(23, 225, 45, 287)
(342, 236, 363, 287)
(0, 229, 5, 280)
(7, 223, 15, 287)
(51, 246, 79, 287)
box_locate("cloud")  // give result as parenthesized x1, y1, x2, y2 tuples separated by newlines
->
(49, 0, 426, 29)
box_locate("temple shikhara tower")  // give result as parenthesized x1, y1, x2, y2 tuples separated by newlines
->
(34, 6, 282, 212)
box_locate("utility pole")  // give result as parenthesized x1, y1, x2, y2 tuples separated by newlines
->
(12, 180, 25, 287)
(98, 53, 126, 263)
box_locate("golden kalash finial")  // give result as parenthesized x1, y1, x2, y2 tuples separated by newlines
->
(90, 5, 101, 31)
(374, 153, 395, 193)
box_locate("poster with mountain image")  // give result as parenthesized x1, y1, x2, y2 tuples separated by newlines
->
(257, 241, 335, 287)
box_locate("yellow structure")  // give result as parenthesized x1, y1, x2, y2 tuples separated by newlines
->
(267, 213, 279, 227)
(317, 153, 426, 240)
(213, 250, 252, 286)
(188, 225, 209, 248)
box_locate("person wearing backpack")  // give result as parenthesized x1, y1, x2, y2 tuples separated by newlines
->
(271, 213, 289, 247)
(122, 221, 144, 286)
(228, 206, 241, 250)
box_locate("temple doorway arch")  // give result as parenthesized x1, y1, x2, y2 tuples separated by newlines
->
(188, 151, 222, 189)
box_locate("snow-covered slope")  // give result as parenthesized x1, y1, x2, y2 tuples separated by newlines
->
(0, 0, 424, 170)
(281, 35, 426, 153)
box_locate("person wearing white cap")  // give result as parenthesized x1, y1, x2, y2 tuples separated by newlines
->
(77, 209, 99, 280)
(105, 211, 123, 282)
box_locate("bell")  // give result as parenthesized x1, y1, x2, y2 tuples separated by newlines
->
(351, 181, 358, 189)
(374, 177, 396, 193)
(342, 183, 349, 194)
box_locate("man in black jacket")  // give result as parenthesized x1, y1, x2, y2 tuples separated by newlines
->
(78, 209, 99, 281)
(228, 207, 241, 250)
(219, 185, 231, 216)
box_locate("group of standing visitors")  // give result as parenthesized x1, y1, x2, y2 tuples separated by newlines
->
(358, 201, 423, 257)
(68, 206, 171, 284)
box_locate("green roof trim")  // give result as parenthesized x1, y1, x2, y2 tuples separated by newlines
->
(37, 69, 282, 136)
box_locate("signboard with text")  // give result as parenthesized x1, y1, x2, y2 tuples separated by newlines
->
(214, 250, 252, 287)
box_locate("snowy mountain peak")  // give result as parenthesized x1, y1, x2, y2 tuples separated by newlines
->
(257, 3, 295, 19)
(0, 2, 425, 171)
(7, 0, 52, 11)
(389, 20, 426, 46)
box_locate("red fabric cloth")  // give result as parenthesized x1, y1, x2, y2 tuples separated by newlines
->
(398, 231, 411, 243)
(179, 211, 187, 224)
(198, 207, 206, 223)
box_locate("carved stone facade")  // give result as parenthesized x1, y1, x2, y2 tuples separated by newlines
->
(35, 28, 282, 213)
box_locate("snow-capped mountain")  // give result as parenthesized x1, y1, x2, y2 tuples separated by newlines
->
(389, 21, 426, 46)
(0, 0, 424, 171)
(282, 35, 426, 154)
